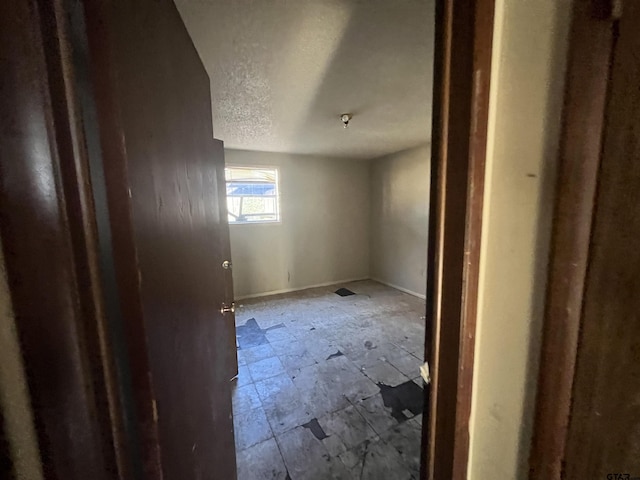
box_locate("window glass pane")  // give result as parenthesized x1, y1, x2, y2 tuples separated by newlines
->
(225, 166, 279, 224)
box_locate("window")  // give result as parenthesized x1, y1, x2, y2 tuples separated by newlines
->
(225, 166, 280, 224)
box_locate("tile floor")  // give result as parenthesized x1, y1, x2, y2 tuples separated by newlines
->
(232, 280, 426, 480)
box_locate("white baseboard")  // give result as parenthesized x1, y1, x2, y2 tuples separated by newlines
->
(370, 277, 427, 300)
(235, 277, 371, 300)
(236, 277, 426, 301)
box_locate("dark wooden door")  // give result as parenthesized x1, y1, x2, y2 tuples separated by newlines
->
(563, 3, 640, 478)
(81, 0, 237, 478)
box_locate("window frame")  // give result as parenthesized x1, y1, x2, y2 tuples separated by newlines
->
(224, 164, 281, 225)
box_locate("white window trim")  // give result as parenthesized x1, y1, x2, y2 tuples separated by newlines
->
(225, 165, 281, 225)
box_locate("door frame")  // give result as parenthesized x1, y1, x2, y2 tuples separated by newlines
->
(423, 1, 495, 479)
(0, 1, 127, 479)
(528, 1, 618, 478)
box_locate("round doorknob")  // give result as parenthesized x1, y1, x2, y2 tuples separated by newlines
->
(222, 260, 232, 270)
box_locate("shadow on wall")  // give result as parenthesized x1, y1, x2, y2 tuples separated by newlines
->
(288, 0, 435, 157)
(369, 144, 430, 298)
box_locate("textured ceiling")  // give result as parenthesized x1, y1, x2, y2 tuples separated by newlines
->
(175, 0, 435, 159)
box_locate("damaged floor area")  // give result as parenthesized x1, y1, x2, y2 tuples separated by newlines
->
(232, 280, 426, 480)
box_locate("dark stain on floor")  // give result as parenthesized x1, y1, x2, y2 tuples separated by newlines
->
(334, 287, 356, 297)
(378, 380, 424, 422)
(236, 318, 285, 349)
(302, 418, 328, 440)
(326, 350, 344, 360)
(364, 340, 375, 350)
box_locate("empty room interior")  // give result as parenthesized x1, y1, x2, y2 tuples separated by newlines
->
(10, 0, 628, 479)
(176, 1, 434, 478)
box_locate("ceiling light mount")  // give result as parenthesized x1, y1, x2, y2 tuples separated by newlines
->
(340, 113, 352, 128)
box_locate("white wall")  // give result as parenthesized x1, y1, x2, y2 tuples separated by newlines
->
(225, 149, 370, 298)
(370, 144, 430, 297)
(468, 1, 572, 478)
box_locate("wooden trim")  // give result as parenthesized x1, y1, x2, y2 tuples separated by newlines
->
(423, 1, 495, 479)
(422, 1, 447, 476)
(80, 1, 164, 478)
(452, 0, 494, 477)
(528, 1, 617, 478)
(0, 0, 123, 478)
(42, 2, 134, 477)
